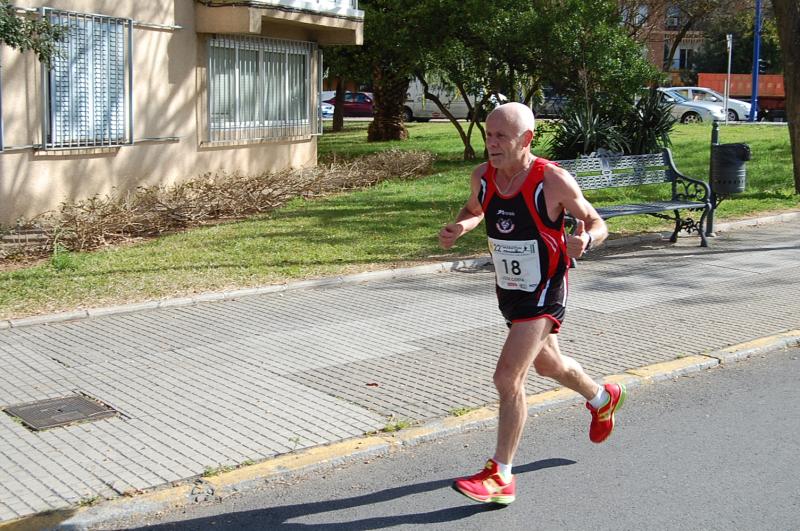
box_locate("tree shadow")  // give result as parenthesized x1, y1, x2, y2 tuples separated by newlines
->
(127, 458, 576, 530)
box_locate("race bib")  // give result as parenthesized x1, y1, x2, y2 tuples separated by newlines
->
(488, 238, 541, 292)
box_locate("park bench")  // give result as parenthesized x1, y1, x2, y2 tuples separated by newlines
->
(555, 148, 712, 247)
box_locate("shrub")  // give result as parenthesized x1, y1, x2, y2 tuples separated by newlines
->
(547, 103, 629, 159)
(623, 88, 677, 155)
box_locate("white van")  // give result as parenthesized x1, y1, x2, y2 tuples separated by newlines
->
(403, 78, 505, 122)
(404, 79, 465, 122)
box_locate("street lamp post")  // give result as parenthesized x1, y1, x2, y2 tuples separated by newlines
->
(725, 33, 732, 124)
(748, 0, 762, 122)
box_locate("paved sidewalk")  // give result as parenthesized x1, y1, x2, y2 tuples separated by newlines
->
(1, 221, 799, 525)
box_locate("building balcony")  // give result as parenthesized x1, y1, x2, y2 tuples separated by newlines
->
(196, 0, 364, 45)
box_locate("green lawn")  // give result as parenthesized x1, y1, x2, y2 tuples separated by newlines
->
(1, 121, 796, 319)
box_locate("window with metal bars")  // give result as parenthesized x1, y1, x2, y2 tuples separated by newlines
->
(208, 36, 315, 142)
(43, 9, 132, 149)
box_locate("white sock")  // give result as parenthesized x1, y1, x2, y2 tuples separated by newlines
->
(492, 458, 513, 482)
(588, 385, 610, 409)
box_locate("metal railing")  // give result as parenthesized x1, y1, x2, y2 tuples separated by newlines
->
(41, 7, 133, 149)
(208, 35, 317, 142)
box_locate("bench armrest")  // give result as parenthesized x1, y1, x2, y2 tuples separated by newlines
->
(664, 149, 711, 204)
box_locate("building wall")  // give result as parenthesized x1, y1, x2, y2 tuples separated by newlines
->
(0, 1, 329, 225)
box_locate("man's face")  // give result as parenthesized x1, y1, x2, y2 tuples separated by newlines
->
(485, 114, 532, 169)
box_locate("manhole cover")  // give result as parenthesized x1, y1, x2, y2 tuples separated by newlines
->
(4, 395, 118, 430)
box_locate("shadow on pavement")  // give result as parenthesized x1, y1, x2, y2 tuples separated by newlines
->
(126, 458, 575, 530)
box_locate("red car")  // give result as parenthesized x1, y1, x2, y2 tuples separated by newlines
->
(324, 92, 374, 117)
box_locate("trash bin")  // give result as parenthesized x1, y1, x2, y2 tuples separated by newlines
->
(710, 143, 751, 195)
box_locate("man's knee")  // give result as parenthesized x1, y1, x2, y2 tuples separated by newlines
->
(493, 367, 525, 399)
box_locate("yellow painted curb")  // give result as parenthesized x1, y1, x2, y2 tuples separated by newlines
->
(717, 330, 800, 353)
(626, 355, 716, 381)
(206, 436, 390, 491)
(526, 386, 579, 407)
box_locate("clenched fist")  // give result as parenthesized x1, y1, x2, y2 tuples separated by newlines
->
(439, 223, 465, 249)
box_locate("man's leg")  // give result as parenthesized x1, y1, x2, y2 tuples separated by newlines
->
(532, 334, 599, 400)
(493, 318, 552, 465)
(533, 334, 626, 443)
(452, 318, 550, 505)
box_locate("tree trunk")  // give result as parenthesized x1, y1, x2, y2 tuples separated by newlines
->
(417, 73, 475, 160)
(367, 66, 409, 142)
(332, 78, 346, 132)
(772, 0, 800, 194)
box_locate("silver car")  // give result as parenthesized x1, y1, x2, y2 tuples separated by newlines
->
(670, 86, 752, 121)
(657, 88, 726, 123)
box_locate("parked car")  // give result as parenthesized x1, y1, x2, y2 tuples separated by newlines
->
(323, 91, 374, 117)
(669, 86, 752, 121)
(531, 87, 569, 118)
(320, 101, 334, 119)
(656, 88, 726, 123)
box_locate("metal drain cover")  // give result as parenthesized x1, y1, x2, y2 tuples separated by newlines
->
(4, 395, 117, 430)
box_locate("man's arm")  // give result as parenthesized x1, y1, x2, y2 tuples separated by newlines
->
(543, 165, 608, 258)
(439, 164, 486, 249)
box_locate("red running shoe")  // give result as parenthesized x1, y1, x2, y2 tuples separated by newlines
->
(452, 459, 516, 505)
(587, 382, 627, 443)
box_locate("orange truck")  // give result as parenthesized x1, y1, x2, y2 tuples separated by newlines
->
(698, 73, 785, 114)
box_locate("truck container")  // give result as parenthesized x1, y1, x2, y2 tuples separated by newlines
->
(697, 73, 785, 114)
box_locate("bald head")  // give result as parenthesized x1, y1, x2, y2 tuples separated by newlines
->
(486, 102, 536, 137)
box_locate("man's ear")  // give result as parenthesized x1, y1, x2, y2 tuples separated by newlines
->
(522, 130, 534, 148)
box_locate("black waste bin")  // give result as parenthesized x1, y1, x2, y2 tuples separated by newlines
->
(710, 143, 751, 195)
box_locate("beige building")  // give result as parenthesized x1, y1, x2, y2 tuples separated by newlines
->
(0, 0, 363, 225)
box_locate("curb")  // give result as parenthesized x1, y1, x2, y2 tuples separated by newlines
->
(8, 329, 792, 531)
(2, 210, 799, 331)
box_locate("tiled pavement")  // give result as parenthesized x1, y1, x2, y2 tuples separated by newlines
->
(0, 222, 798, 522)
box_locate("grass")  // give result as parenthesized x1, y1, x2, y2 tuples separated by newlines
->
(449, 406, 479, 417)
(201, 464, 236, 477)
(381, 418, 413, 433)
(0, 121, 796, 320)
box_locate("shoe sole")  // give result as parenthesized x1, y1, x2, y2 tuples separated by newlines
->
(451, 482, 515, 505)
(592, 383, 627, 444)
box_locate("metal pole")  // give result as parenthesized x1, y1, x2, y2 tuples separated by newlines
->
(127, 19, 134, 144)
(706, 120, 720, 236)
(0, 61, 4, 152)
(748, 0, 761, 122)
(724, 33, 732, 124)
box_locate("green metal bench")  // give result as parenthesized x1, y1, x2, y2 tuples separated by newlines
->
(555, 148, 712, 247)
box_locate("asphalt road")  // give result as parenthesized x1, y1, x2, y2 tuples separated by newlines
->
(103, 347, 800, 531)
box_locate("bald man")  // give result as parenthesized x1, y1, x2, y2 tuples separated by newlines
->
(439, 103, 626, 505)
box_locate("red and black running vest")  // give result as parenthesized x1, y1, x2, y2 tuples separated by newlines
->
(479, 157, 570, 307)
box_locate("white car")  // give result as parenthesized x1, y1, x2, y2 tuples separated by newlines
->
(670, 86, 752, 121)
(657, 88, 726, 124)
(320, 101, 334, 119)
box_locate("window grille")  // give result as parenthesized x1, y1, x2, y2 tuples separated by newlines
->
(42, 8, 133, 149)
(208, 36, 316, 142)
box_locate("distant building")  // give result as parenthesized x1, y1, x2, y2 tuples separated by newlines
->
(0, 0, 363, 225)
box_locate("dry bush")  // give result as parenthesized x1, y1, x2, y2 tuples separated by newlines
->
(18, 149, 434, 254)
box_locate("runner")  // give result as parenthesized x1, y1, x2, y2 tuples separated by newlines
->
(438, 102, 626, 505)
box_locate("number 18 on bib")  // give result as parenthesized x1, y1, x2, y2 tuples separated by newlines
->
(488, 238, 542, 292)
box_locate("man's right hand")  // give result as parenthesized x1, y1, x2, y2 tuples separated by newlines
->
(439, 223, 464, 249)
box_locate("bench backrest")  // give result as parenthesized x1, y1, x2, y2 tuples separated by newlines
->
(554, 150, 674, 191)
